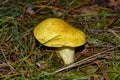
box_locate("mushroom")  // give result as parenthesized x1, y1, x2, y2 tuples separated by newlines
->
(34, 18, 86, 65)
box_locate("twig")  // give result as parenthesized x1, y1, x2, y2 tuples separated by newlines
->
(36, 5, 69, 13)
(107, 15, 120, 28)
(51, 45, 120, 74)
(70, 2, 89, 11)
(35, 5, 79, 14)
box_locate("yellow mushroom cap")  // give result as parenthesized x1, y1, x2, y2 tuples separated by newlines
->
(34, 18, 86, 47)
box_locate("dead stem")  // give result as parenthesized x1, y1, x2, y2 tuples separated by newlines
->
(36, 5, 69, 13)
(50, 45, 120, 75)
(109, 29, 120, 41)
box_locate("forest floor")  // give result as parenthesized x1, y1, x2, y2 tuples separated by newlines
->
(0, 0, 120, 80)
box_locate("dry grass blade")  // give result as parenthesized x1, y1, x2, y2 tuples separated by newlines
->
(109, 29, 120, 41)
(0, 47, 15, 74)
(51, 45, 120, 74)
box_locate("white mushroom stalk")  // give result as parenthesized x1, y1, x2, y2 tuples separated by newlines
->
(57, 47, 75, 65)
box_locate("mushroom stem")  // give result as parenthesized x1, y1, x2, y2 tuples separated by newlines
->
(57, 47, 75, 65)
